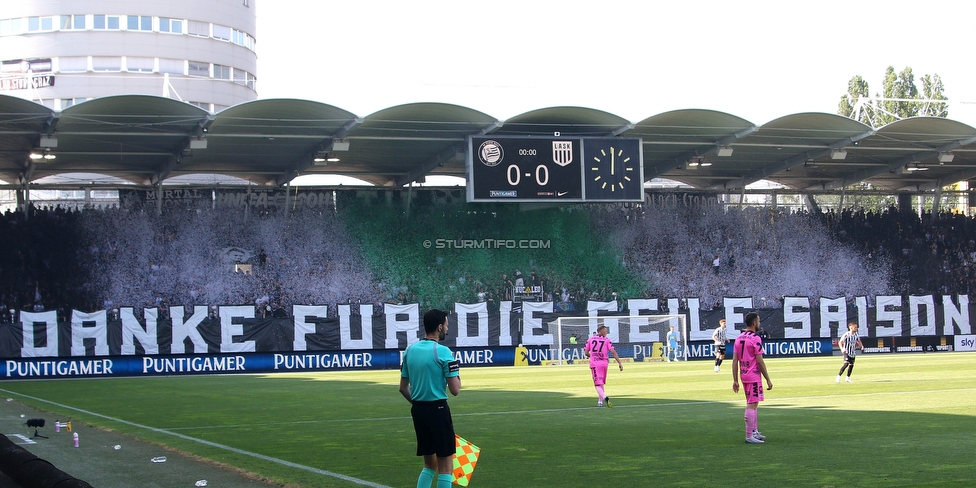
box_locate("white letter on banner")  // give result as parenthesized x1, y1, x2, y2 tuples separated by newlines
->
(626, 299, 657, 343)
(70, 310, 109, 356)
(782, 297, 811, 338)
(498, 301, 513, 346)
(723, 297, 754, 340)
(874, 296, 902, 337)
(454, 302, 489, 347)
(587, 301, 619, 342)
(819, 297, 847, 338)
(385, 303, 420, 349)
(521, 301, 554, 346)
(909, 295, 936, 336)
(219, 305, 256, 353)
(942, 295, 971, 334)
(170, 306, 209, 354)
(685, 298, 701, 340)
(665, 298, 685, 342)
(121, 307, 158, 355)
(854, 296, 868, 330)
(294, 305, 329, 351)
(337, 304, 373, 350)
(19, 310, 58, 358)
(684, 299, 711, 341)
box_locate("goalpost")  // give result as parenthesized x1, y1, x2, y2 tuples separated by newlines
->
(550, 314, 688, 365)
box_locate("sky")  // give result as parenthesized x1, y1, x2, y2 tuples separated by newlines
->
(255, 0, 976, 127)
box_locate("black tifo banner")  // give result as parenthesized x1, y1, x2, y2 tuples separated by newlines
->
(0, 295, 972, 361)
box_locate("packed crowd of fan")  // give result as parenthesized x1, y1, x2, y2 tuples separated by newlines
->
(0, 201, 972, 319)
(0, 204, 381, 321)
(609, 203, 895, 309)
(825, 206, 976, 296)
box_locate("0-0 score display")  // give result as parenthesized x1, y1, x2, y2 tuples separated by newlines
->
(466, 136, 643, 202)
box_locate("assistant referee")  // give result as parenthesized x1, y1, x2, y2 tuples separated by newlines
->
(399, 309, 462, 488)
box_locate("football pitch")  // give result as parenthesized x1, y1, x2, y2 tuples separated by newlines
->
(1, 353, 974, 487)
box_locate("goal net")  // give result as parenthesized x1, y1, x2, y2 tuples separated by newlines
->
(549, 314, 688, 365)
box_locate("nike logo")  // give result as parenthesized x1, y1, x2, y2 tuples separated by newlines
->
(557, 191, 568, 196)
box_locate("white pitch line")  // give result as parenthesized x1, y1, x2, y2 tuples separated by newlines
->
(161, 386, 976, 431)
(0, 388, 392, 488)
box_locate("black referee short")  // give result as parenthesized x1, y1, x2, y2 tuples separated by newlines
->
(411, 399, 455, 458)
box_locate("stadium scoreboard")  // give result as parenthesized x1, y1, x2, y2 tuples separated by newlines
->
(466, 136, 644, 203)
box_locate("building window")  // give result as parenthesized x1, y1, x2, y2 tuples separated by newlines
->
(233, 69, 246, 85)
(158, 58, 185, 75)
(187, 20, 209, 37)
(188, 101, 211, 112)
(188, 61, 209, 77)
(58, 56, 88, 72)
(229, 30, 255, 50)
(62, 98, 87, 108)
(0, 18, 25, 36)
(213, 64, 231, 80)
(60, 15, 86, 30)
(212, 24, 231, 41)
(246, 72, 256, 90)
(159, 17, 183, 34)
(125, 57, 154, 73)
(93, 15, 121, 30)
(1, 60, 22, 74)
(28, 16, 55, 32)
(126, 15, 152, 31)
(92, 56, 122, 72)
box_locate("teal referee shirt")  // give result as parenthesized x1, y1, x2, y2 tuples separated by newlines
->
(401, 339, 459, 402)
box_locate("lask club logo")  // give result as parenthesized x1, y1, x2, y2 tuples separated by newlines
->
(552, 141, 573, 166)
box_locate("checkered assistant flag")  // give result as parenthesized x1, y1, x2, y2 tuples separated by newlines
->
(452, 435, 481, 486)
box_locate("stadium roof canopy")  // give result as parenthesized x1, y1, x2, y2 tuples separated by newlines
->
(3, 93, 976, 192)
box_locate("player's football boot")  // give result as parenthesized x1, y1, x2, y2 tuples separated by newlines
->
(752, 430, 766, 441)
(604, 397, 613, 408)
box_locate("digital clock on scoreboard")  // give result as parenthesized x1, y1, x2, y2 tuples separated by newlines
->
(466, 136, 643, 203)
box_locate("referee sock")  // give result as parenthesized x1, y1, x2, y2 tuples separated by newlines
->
(416, 468, 435, 488)
(436, 473, 452, 488)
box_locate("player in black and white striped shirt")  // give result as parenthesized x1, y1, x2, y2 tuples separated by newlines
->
(836, 322, 864, 383)
(712, 319, 728, 372)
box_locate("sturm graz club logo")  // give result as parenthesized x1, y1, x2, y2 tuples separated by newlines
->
(478, 140, 504, 167)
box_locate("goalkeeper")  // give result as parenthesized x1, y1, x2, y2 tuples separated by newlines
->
(666, 325, 680, 362)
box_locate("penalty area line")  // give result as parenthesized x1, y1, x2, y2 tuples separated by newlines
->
(0, 388, 393, 488)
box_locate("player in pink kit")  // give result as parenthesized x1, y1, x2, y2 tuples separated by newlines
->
(732, 312, 773, 444)
(584, 325, 623, 407)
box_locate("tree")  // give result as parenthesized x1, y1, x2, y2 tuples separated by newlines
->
(838, 75, 870, 123)
(920, 74, 949, 117)
(837, 66, 948, 127)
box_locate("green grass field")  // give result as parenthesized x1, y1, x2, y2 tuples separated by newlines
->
(2, 353, 975, 488)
